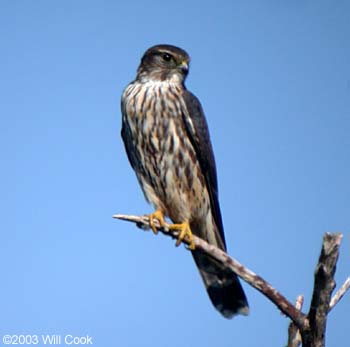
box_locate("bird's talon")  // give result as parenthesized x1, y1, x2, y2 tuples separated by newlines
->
(169, 223, 195, 250)
(148, 210, 166, 234)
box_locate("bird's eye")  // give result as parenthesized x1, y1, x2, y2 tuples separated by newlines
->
(162, 53, 172, 62)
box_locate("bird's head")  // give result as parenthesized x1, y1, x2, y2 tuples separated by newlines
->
(137, 44, 190, 84)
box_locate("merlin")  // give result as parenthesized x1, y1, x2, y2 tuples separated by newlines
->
(121, 44, 249, 318)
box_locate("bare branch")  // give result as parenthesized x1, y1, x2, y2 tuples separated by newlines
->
(295, 295, 305, 310)
(302, 233, 343, 347)
(114, 215, 347, 347)
(114, 213, 308, 330)
(329, 277, 350, 312)
(288, 295, 304, 347)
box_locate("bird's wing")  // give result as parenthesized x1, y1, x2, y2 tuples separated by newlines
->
(182, 90, 226, 249)
(121, 97, 144, 176)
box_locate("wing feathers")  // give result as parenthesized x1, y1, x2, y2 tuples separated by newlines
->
(182, 90, 226, 249)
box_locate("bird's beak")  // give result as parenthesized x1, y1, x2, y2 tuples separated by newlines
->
(179, 61, 189, 74)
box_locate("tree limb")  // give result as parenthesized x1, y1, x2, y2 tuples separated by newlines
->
(113, 214, 307, 329)
(288, 295, 304, 347)
(302, 233, 343, 347)
(329, 277, 350, 312)
(114, 214, 348, 347)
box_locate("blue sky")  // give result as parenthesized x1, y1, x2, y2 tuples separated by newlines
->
(1, 1, 349, 346)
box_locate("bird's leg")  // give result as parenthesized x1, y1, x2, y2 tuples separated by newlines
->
(148, 210, 166, 234)
(169, 222, 196, 250)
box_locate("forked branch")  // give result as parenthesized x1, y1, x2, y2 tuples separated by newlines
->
(114, 214, 348, 347)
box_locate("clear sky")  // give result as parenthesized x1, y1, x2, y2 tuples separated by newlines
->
(1, 1, 349, 346)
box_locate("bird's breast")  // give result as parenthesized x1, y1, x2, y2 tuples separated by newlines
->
(123, 81, 209, 223)
(123, 80, 185, 158)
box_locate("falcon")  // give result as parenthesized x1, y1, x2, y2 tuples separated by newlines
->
(121, 44, 249, 318)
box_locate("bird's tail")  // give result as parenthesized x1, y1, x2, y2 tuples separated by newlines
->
(192, 250, 249, 318)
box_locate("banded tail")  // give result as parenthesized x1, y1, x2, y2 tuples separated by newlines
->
(192, 250, 249, 318)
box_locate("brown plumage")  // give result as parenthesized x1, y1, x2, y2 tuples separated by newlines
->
(121, 44, 249, 318)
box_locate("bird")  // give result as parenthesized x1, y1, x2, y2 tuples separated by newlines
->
(121, 44, 249, 318)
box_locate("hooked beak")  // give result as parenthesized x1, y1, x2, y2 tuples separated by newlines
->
(178, 61, 189, 74)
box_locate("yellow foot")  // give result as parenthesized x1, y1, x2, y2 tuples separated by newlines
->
(148, 210, 166, 234)
(169, 222, 195, 250)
